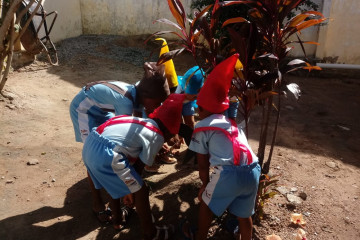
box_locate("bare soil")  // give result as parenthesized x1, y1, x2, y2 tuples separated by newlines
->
(0, 35, 359, 240)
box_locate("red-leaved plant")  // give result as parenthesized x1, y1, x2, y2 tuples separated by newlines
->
(149, 0, 326, 173)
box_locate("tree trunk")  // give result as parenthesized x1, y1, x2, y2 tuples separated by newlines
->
(257, 96, 273, 168)
(263, 91, 281, 174)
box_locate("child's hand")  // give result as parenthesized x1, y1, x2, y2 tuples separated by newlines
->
(198, 185, 206, 202)
(123, 193, 134, 208)
(158, 144, 170, 156)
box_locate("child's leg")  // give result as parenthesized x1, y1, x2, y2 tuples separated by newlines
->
(109, 198, 122, 229)
(196, 201, 214, 240)
(87, 171, 104, 211)
(237, 217, 253, 240)
(133, 184, 156, 240)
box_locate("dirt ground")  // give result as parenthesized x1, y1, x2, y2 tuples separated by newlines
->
(0, 35, 359, 240)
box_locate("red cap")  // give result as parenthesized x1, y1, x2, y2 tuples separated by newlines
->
(197, 54, 239, 113)
(149, 94, 185, 134)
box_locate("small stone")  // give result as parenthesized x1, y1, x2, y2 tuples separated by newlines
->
(325, 161, 337, 169)
(27, 199, 30, 202)
(61, 98, 69, 102)
(290, 187, 298, 192)
(5, 104, 16, 110)
(303, 212, 311, 217)
(1, 176, 4, 179)
(42, 181, 47, 184)
(41, 152, 46, 155)
(286, 194, 303, 204)
(276, 186, 288, 195)
(344, 217, 351, 224)
(6, 180, 14, 184)
(321, 225, 333, 233)
(325, 174, 336, 178)
(51, 178, 56, 182)
(298, 192, 307, 200)
(27, 159, 39, 165)
(354, 196, 358, 200)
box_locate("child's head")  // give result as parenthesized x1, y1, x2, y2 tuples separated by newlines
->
(179, 66, 204, 101)
(136, 62, 170, 114)
(149, 94, 185, 142)
(197, 105, 213, 120)
(197, 54, 239, 114)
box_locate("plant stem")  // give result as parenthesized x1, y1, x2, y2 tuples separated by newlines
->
(263, 89, 281, 174)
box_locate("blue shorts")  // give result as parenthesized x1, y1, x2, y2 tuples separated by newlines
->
(202, 162, 261, 217)
(182, 101, 196, 116)
(82, 130, 143, 199)
(224, 101, 239, 119)
(70, 89, 115, 142)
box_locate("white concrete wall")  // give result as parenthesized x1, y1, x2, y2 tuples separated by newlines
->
(42, 0, 82, 42)
(38, 0, 360, 65)
(79, 0, 193, 37)
(316, 0, 360, 64)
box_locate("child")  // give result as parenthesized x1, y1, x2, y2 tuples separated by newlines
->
(176, 66, 205, 129)
(184, 54, 261, 240)
(69, 62, 170, 222)
(82, 94, 186, 239)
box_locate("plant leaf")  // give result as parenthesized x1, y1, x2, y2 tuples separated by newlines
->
(258, 53, 279, 60)
(144, 31, 186, 44)
(222, 17, 248, 28)
(157, 48, 185, 65)
(286, 83, 301, 99)
(287, 59, 305, 65)
(153, 18, 182, 30)
(167, 0, 186, 29)
(191, 4, 213, 29)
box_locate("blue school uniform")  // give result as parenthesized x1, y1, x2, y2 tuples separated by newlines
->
(82, 116, 164, 199)
(69, 81, 141, 142)
(189, 114, 260, 218)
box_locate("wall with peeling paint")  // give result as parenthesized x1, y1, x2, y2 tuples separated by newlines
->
(42, 0, 82, 42)
(79, 0, 192, 36)
(41, 0, 360, 64)
(316, 0, 360, 64)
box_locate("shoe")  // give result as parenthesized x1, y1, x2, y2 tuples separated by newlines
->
(144, 165, 160, 173)
(93, 207, 112, 224)
(160, 154, 177, 164)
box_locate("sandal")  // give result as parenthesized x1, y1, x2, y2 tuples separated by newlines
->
(225, 217, 239, 238)
(144, 165, 160, 173)
(179, 219, 197, 240)
(152, 224, 175, 240)
(93, 207, 112, 224)
(113, 206, 133, 231)
(160, 154, 177, 164)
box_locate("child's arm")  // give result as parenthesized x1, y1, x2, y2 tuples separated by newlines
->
(197, 152, 210, 202)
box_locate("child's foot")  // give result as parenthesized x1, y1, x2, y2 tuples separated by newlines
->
(159, 154, 177, 164)
(112, 206, 133, 230)
(151, 224, 175, 240)
(144, 165, 160, 173)
(179, 219, 196, 240)
(93, 207, 112, 224)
